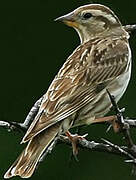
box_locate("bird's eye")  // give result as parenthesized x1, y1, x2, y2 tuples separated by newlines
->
(83, 13, 92, 19)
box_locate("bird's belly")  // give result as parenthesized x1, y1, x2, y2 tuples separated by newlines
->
(74, 63, 131, 126)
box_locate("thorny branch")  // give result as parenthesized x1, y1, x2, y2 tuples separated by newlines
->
(0, 23, 136, 174)
(1, 90, 136, 172)
(123, 24, 136, 33)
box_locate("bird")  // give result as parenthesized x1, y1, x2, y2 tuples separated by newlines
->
(4, 3, 131, 179)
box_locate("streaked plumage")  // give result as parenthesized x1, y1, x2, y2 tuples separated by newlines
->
(4, 4, 131, 179)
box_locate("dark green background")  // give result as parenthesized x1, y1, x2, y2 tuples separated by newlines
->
(0, 0, 136, 180)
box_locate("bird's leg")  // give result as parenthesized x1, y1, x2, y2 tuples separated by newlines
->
(93, 115, 116, 123)
(92, 115, 121, 133)
(65, 131, 88, 160)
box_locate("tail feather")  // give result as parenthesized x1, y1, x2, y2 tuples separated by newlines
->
(4, 123, 61, 179)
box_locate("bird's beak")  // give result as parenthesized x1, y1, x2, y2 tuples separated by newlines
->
(54, 12, 79, 28)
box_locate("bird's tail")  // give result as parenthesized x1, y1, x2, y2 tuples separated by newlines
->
(4, 123, 61, 179)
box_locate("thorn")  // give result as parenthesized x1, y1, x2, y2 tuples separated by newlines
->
(125, 159, 136, 164)
(131, 165, 136, 176)
(106, 125, 112, 133)
(106, 89, 120, 114)
(81, 133, 88, 138)
(120, 108, 125, 113)
(122, 136, 125, 140)
(125, 160, 133, 163)
(73, 153, 79, 162)
(101, 138, 134, 159)
(101, 138, 112, 145)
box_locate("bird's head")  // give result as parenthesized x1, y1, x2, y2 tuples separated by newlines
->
(55, 4, 127, 43)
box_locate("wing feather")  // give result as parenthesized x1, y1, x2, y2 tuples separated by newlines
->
(22, 37, 130, 142)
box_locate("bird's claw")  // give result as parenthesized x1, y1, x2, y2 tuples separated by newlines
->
(65, 131, 88, 160)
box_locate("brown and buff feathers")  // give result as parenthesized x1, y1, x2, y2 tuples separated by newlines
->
(22, 36, 129, 142)
(4, 35, 129, 179)
(4, 123, 61, 178)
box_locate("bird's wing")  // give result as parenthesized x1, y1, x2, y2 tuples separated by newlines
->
(22, 38, 130, 142)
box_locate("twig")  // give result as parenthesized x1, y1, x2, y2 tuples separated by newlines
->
(1, 23, 136, 174)
(1, 85, 136, 170)
(35, 135, 136, 165)
(123, 24, 136, 33)
(0, 96, 43, 133)
(101, 138, 134, 160)
(106, 89, 136, 172)
(22, 96, 43, 128)
(106, 89, 134, 148)
(125, 119, 136, 127)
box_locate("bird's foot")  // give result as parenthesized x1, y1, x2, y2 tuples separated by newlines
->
(65, 131, 88, 160)
(93, 115, 121, 132)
